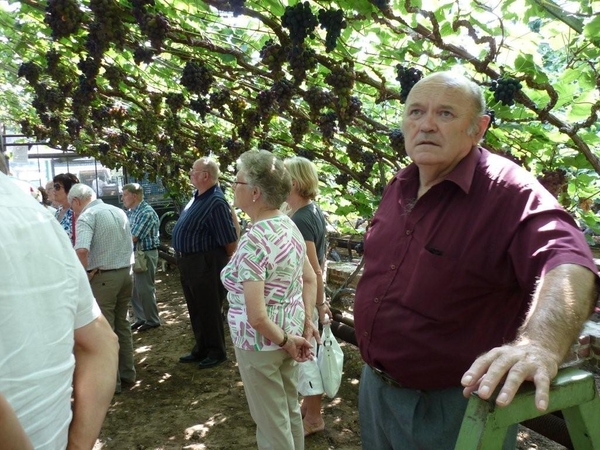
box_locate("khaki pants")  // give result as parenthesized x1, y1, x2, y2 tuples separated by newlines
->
(91, 267, 135, 390)
(234, 347, 304, 450)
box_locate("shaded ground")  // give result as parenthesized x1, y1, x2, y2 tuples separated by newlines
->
(94, 266, 572, 449)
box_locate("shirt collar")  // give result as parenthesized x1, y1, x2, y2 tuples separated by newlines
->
(194, 184, 220, 200)
(130, 200, 146, 212)
(444, 146, 481, 194)
(395, 146, 481, 194)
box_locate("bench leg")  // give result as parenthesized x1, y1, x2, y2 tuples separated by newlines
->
(454, 396, 508, 450)
(563, 396, 600, 450)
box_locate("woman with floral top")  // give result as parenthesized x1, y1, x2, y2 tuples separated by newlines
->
(221, 149, 318, 450)
(53, 173, 79, 245)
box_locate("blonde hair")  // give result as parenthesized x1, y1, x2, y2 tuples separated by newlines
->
(284, 156, 319, 200)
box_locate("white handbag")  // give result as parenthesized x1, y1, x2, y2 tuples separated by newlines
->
(317, 316, 344, 398)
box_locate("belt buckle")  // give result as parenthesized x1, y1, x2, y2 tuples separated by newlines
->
(371, 366, 401, 388)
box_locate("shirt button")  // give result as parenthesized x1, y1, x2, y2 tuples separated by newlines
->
(405, 230, 412, 235)
(363, 331, 369, 337)
(390, 265, 396, 270)
(374, 297, 379, 303)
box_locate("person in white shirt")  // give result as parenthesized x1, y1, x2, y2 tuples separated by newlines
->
(0, 155, 119, 449)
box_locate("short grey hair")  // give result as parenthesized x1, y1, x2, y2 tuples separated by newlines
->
(68, 183, 96, 204)
(237, 150, 292, 209)
(123, 183, 144, 198)
(196, 157, 220, 181)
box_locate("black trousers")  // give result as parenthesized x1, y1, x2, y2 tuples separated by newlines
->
(177, 248, 228, 360)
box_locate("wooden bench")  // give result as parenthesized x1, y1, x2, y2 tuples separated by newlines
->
(455, 367, 600, 449)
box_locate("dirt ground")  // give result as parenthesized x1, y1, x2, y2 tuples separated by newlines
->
(94, 266, 571, 449)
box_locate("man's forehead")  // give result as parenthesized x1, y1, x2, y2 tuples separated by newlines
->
(407, 82, 466, 106)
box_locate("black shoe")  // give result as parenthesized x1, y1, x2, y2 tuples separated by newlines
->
(198, 356, 227, 369)
(179, 353, 204, 363)
(137, 323, 160, 332)
(130, 320, 145, 330)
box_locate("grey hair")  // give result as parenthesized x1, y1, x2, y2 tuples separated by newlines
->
(68, 183, 97, 204)
(402, 71, 488, 139)
(196, 157, 220, 181)
(237, 150, 292, 209)
(123, 183, 144, 198)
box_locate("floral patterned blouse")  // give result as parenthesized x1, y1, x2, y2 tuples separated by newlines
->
(55, 206, 75, 244)
(221, 215, 307, 351)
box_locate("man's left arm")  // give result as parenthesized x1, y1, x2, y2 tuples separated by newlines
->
(462, 263, 598, 411)
(213, 201, 238, 256)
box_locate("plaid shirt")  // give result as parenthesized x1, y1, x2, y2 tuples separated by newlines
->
(128, 200, 160, 251)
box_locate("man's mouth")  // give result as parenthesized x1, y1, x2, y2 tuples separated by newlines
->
(416, 140, 438, 146)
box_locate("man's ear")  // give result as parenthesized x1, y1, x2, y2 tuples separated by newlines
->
(475, 114, 492, 142)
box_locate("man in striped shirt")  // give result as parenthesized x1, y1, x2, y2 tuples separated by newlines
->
(172, 158, 238, 369)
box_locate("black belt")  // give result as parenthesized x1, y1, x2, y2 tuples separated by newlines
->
(370, 365, 403, 389)
(88, 267, 128, 274)
(174, 251, 203, 258)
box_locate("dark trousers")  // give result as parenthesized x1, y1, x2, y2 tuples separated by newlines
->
(177, 248, 228, 360)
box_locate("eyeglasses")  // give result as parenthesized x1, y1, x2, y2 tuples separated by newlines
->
(232, 181, 249, 188)
(53, 183, 62, 190)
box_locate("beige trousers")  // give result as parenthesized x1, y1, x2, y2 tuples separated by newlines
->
(234, 347, 304, 450)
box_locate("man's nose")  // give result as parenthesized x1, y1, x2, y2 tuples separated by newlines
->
(419, 113, 437, 132)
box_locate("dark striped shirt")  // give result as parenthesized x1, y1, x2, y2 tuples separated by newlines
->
(171, 185, 237, 253)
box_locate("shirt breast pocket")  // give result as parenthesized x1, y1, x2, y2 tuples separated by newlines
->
(401, 246, 460, 322)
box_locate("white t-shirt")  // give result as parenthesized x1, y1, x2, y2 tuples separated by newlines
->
(0, 172, 101, 449)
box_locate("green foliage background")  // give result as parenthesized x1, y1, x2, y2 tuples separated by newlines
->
(0, 0, 598, 234)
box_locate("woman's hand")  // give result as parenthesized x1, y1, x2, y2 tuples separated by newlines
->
(317, 302, 332, 325)
(302, 318, 320, 343)
(283, 334, 314, 362)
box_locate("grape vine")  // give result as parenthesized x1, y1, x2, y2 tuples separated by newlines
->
(490, 77, 522, 106)
(44, 0, 83, 40)
(395, 65, 423, 104)
(281, 2, 318, 46)
(181, 60, 214, 95)
(537, 168, 567, 199)
(290, 117, 309, 144)
(389, 129, 406, 157)
(318, 9, 346, 53)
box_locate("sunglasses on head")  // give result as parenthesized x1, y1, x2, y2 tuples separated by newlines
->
(53, 183, 62, 190)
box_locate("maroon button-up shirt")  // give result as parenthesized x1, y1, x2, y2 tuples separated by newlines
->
(354, 147, 598, 390)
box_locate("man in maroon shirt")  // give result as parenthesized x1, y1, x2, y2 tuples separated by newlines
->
(354, 71, 599, 449)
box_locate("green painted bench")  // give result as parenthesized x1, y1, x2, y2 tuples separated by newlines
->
(455, 368, 600, 449)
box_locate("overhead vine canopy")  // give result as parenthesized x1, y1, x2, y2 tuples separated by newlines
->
(1, 0, 599, 229)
